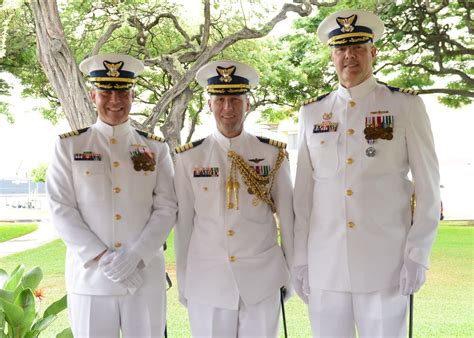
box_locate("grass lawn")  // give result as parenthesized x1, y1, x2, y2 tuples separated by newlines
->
(0, 222, 38, 242)
(0, 223, 472, 337)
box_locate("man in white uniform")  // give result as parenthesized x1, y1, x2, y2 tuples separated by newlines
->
(46, 53, 177, 337)
(292, 10, 440, 338)
(174, 60, 294, 337)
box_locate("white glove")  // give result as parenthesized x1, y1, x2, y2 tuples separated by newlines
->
(121, 271, 143, 294)
(292, 265, 310, 304)
(101, 248, 142, 282)
(399, 257, 427, 296)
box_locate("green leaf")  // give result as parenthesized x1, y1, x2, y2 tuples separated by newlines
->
(56, 327, 74, 338)
(0, 297, 24, 327)
(21, 266, 43, 290)
(24, 331, 38, 338)
(15, 289, 36, 334)
(0, 289, 15, 303)
(30, 314, 56, 332)
(0, 311, 5, 335)
(43, 294, 67, 318)
(3, 264, 25, 292)
(0, 269, 8, 288)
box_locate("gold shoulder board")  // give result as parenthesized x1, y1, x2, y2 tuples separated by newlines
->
(256, 136, 287, 149)
(386, 85, 419, 96)
(59, 127, 89, 139)
(301, 92, 331, 106)
(175, 138, 206, 154)
(135, 129, 166, 142)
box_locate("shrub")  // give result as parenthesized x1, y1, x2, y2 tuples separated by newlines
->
(0, 265, 72, 338)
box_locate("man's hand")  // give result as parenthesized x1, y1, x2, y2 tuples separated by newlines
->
(399, 257, 427, 295)
(292, 265, 310, 304)
(121, 271, 143, 294)
(100, 249, 142, 282)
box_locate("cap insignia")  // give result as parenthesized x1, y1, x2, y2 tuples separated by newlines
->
(216, 66, 236, 83)
(103, 61, 124, 78)
(336, 14, 357, 33)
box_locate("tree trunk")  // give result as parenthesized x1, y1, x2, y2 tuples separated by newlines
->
(30, 0, 96, 130)
(160, 87, 193, 156)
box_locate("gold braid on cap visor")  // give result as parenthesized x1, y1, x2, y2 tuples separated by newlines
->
(88, 77, 136, 83)
(226, 148, 287, 213)
(207, 83, 250, 94)
(327, 32, 374, 46)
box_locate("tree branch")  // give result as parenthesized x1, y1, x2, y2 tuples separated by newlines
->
(91, 22, 121, 56)
(419, 88, 474, 97)
(143, 2, 313, 128)
(422, 0, 449, 14)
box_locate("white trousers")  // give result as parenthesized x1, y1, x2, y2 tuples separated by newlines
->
(308, 287, 408, 338)
(68, 292, 166, 338)
(188, 293, 281, 338)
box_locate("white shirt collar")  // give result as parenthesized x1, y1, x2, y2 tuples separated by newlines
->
(94, 118, 131, 137)
(337, 75, 377, 100)
(212, 129, 248, 152)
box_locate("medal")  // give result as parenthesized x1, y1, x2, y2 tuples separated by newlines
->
(366, 146, 376, 157)
(130, 145, 156, 171)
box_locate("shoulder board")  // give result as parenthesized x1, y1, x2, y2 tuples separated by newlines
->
(256, 136, 287, 149)
(301, 92, 331, 106)
(59, 127, 89, 139)
(175, 138, 206, 154)
(385, 85, 419, 96)
(135, 129, 166, 142)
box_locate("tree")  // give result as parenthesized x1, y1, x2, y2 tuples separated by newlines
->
(27, 0, 314, 151)
(30, 162, 48, 183)
(0, 0, 472, 151)
(266, 0, 473, 112)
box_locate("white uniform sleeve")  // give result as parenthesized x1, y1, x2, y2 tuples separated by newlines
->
(46, 138, 107, 267)
(173, 153, 195, 300)
(405, 96, 441, 268)
(131, 142, 178, 266)
(293, 108, 315, 267)
(272, 154, 295, 270)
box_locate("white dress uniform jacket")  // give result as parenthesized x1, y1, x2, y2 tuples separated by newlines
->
(46, 118, 177, 295)
(174, 130, 294, 310)
(293, 76, 440, 293)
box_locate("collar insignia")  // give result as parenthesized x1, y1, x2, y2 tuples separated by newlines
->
(336, 14, 357, 33)
(216, 66, 236, 83)
(103, 60, 124, 78)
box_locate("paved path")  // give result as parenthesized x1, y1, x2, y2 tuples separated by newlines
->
(0, 219, 59, 258)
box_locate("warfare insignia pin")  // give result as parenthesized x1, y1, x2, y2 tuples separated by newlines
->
(323, 112, 333, 120)
(249, 158, 264, 164)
